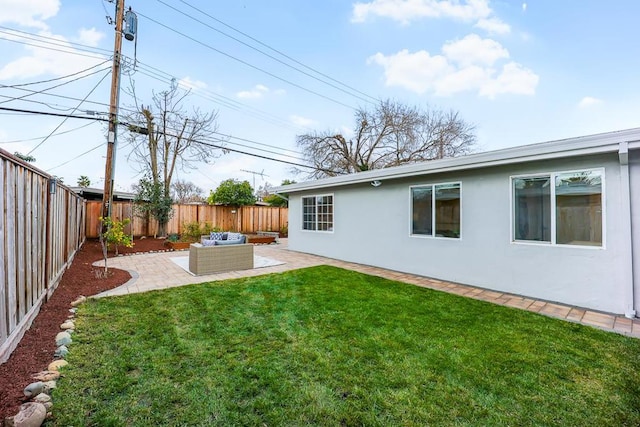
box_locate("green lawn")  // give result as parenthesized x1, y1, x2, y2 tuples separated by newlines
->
(51, 266, 640, 426)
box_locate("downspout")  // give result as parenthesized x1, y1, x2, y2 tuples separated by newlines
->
(619, 141, 636, 318)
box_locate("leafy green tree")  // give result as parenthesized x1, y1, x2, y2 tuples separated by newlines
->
(262, 179, 295, 207)
(207, 179, 256, 206)
(133, 175, 174, 237)
(77, 175, 91, 187)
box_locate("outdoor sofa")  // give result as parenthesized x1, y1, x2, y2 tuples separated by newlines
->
(188, 232, 253, 275)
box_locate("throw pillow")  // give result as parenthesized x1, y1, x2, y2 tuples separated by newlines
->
(210, 232, 224, 241)
(227, 232, 242, 241)
(202, 239, 216, 247)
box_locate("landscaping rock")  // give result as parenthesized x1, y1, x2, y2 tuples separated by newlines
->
(23, 382, 44, 398)
(42, 381, 56, 393)
(31, 371, 60, 382)
(54, 345, 69, 358)
(70, 296, 87, 307)
(68, 308, 78, 314)
(55, 332, 72, 346)
(33, 394, 51, 404)
(60, 320, 75, 330)
(4, 402, 47, 427)
(47, 360, 68, 371)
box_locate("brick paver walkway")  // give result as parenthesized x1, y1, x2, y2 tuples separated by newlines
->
(94, 239, 640, 338)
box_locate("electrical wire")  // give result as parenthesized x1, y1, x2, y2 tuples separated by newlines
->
(0, 122, 97, 144)
(0, 105, 336, 174)
(27, 69, 112, 155)
(46, 141, 106, 171)
(155, 0, 376, 105)
(0, 106, 109, 121)
(137, 11, 356, 110)
(176, 0, 378, 104)
(0, 65, 112, 106)
(0, 26, 113, 56)
(0, 59, 110, 88)
(0, 33, 109, 61)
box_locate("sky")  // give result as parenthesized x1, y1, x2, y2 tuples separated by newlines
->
(1, 0, 639, 196)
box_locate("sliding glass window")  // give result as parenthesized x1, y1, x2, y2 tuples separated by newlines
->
(411, 183, 460, 238)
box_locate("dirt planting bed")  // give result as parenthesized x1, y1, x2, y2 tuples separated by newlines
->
(0, 237, 167, 423)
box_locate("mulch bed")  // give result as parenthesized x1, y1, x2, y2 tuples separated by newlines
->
(0, 237, 167, 423)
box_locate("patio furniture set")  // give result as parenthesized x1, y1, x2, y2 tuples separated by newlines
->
(188, 231, 276, 275)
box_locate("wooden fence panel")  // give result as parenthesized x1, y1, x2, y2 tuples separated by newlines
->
(84, 202, 289, 237)
(0, 160, 6, 344)
(0, 150, 85, 363)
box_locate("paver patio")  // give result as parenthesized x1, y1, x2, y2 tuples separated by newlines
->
(93, 239, 640, 338)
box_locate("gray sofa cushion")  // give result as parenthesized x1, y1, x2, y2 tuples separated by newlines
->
(214, 239, 242, 246)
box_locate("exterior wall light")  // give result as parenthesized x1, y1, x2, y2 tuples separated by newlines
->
(371, 180, 382, 187)
(48, 178, 57, 194)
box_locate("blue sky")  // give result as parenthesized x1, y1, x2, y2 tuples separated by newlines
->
(1, 0, 638, 194)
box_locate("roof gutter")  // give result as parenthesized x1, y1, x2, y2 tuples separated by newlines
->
(277, 129, 640, 194)
(619, 141, 636, 318)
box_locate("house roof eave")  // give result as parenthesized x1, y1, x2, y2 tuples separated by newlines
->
(276, 128, 640, 194)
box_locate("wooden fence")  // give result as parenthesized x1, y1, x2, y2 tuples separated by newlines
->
(0, 149, 85, 363)
(85, 202, 288, 238)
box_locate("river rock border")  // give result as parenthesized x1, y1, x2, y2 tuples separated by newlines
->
(4, 295, 85, 426)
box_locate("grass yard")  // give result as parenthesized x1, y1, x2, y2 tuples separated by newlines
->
(51, 266, 640, 426)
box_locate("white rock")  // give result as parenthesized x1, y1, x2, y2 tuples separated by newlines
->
(42, 381, 56, 393)
(33, 393, 51, 403)
(70, 295, 87, 307)
(31, 371, 60, 382)
(48, 359, 68, 371)
(60, 321, 75, 330)
(55, 332, 72, 346)
(23, 382, 44, 398)
(4, 402, 46, 427)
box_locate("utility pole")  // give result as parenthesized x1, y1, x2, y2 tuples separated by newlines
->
(101, 0, 125, 221)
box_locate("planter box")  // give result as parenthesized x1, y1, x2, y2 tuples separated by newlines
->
(246, 235, 276, 244)
(165, 241, 194, 251)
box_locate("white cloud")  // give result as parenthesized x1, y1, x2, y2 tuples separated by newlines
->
(474, 17, 511, 34)
(0, 29, 106, 80)
(77, 28, 104, 47)
(0, 0, 60, 29)
(236, 84, 270, 99)
(352, 0, 491, 24)
(442, 34, 509, 67)
(478, 62, 539, 99)
(578, 96, 602, 108)
(368, 50, 450, 94)
(178, 76, 208, 91)
(289, 115, 317, 128)
(368, 34, 539, 98)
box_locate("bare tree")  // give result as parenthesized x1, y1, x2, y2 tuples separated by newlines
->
(171, 179, 204, 204)
(296, 100, 476, 179)
(124, 83, 224, 235)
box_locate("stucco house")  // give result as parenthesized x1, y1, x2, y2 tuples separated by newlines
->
(276, 128, 640, 317)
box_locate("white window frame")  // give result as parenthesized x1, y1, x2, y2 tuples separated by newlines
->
(510, 168, 605, 249)
(301, 193, 334, 233)
(410, 182, 462, 239)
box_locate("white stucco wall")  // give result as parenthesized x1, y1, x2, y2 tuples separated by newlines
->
(630, 150, 640, 313)
(288, 153, 634, 314)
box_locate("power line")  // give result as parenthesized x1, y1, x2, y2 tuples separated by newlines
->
(0, 32, 109, 61)
(28, 69, 112, 155)
(0, 26, 112, 56)
(46, 141, 106, 171)
(0, 122, 98, 144)
(155, 0, 376, 105)
(137, 11, 356, 109)
(0, 65, 112, 106)
(0, 59, 110, 88)
(0, 106, 109, 121)
(176, 0, 378, 104)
